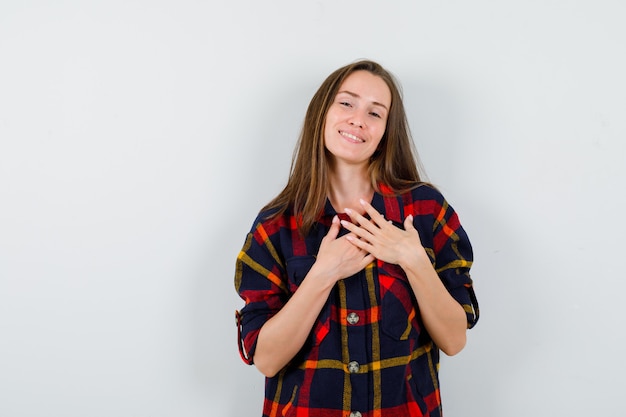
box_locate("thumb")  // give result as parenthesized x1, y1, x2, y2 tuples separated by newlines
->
(325, 215, 341, 240)
(404, 214, 422, 244)
(404, 214, 415, 231)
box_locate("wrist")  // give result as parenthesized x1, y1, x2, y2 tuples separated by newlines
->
(398, 246, 431, 275)
(306, 263, 339, 292)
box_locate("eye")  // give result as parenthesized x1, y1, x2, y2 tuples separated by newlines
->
(369, 111, 381, 118)
(339, 101, 352, 107)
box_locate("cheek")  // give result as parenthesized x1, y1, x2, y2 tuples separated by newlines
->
(322, 124, 332, 146)
(373, 125, 387, 143)
(324, 111, 339, 129)
(323, 112, 335, 135)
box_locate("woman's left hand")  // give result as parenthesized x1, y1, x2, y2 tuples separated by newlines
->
(343, 199, 468, 356)
(340, 199, 426, 267)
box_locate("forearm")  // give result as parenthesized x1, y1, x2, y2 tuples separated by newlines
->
(401, 251, 467, 356)
(254, 270, 334, 377)
(253, 216, 375, 377)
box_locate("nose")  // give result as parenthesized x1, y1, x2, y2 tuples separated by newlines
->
(349, 112, 365, 128)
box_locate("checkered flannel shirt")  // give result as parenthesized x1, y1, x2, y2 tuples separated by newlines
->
(235, 183, 479, 417)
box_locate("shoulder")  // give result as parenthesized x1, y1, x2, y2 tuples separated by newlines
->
(248, 205, 294, 236)
(390, 182, 447, 207)
(406, 182, 445, 201)
(395, 182, 460, 219)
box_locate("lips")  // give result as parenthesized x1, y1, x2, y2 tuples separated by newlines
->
(339, 131, 365, 143)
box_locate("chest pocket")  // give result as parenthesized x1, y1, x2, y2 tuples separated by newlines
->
(285, 256, 316, 288)
(378, 261, 421, 341)
(285, 256, 331, 346)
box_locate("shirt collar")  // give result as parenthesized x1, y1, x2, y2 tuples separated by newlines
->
(321, 186, 402, 223)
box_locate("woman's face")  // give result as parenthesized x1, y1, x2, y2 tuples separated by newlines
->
(323, 70, 391, 169)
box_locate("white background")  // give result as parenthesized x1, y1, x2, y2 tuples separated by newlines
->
(1, 1, 624, 416)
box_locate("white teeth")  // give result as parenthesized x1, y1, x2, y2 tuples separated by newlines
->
(340, 131, 364, 142)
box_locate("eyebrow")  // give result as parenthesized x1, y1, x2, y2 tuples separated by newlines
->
(337, 90, 389, 111)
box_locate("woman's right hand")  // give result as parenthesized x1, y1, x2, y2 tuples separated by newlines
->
(310, 215, 375, 287)
(254, 215, 374, 377)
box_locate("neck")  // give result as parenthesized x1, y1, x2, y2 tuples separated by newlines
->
(327, 163, 374, 214)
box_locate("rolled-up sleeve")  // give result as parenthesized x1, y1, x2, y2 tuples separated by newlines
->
(234, 220, 288, 364)
(431, 195, 479, 329)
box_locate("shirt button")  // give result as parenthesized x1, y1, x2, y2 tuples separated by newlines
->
(347, 312, 360, 325)
(348, 361, 360, 373)
(350, 412, 362, 417)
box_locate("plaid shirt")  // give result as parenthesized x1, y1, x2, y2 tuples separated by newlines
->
(235, 184, 479, 417)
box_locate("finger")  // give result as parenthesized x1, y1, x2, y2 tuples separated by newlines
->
(359, 253, 376, 268)
(344, 208, 380, 235)
(403, 214, 415, 231)
(346, 234, 373, 252)
(359, 199, 388, 227)
(339, 218, 358, 233)
(325, 215, 341, 240)
(340, 219, 373, 242)
(404, 214, 423, 244)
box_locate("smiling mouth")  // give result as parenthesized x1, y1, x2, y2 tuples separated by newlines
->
(340, 131, 365, 143)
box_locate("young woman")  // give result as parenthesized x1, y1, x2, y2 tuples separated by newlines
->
(235, 60, 479, 417)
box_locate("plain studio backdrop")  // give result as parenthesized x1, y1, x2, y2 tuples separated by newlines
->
(1, 1, 624, 416)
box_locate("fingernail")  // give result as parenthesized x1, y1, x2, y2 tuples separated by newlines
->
(359, 198, 367, 205)
(333, 215, 338, 223)
(344, 208, 352, 215)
